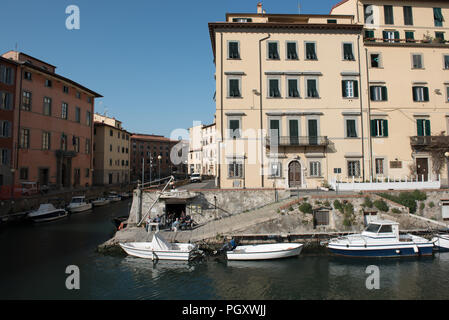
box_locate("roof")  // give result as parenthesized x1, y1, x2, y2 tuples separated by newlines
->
(368, 220, 399, 225)
(208, 22, 363, 60)
(94, 121, 131, 134)
(330, 0, 351, 14)
(131, 134, 178, 143)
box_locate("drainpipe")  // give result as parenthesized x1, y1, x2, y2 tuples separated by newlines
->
(356, 35, 365, 181)
(16, 65, 23, 181)
(219, 32, 224, 189)
(259, 34, 271, 188)
(365, 48, 373, 180)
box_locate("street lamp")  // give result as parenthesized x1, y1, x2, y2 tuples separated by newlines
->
(158, 155, 162, 185)
(445, 152, 449, 188)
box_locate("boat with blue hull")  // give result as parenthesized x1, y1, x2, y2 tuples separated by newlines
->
(327, 220, 434, 258)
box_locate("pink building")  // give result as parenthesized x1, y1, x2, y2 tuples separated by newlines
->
(1, 51, 102, 190)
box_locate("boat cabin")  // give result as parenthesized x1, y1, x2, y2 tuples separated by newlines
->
(362, 220, 399, 239)
(70, 196, 86, 203)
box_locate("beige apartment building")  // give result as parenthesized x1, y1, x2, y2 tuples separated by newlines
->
(188, 123, 218, 177)
(93, 114, 130, 185)
(209, 1, 449, 190)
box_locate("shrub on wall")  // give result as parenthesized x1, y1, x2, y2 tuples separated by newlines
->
(373, 199, 389, 212)
(362, 197, 373, 208)
(299, 202, 313, 214)
(378, 190, 427, 214)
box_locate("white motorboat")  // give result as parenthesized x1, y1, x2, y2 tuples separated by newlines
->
(120, 192, 131, 199)
(432, 234, 449, 252)
(108, 192, 121, 202)
(27, 204, 68, 223)
(92, 198, 110, 207)
(327, 220, 434, 258)
(119, 233, 200, 261)
(226, 243, 303, 261)
(67, 196, 93, 213)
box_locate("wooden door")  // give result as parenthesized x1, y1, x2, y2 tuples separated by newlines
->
(289, 161, 301, 188)
(416, 158, 429, 181)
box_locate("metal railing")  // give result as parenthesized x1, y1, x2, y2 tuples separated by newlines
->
(266, 136, 329, 147)
(410, 136, 449, 147)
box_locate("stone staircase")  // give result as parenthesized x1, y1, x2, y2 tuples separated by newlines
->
(161, 197, 294, 243)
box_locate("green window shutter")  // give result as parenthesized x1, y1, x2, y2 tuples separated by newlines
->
(394, 31, 400, 42)
(417, 119, 424, 136)
(434, 8, 443, 27)
(423, 87, 429, 102)
(370, 86, 375, 100)
(381, 86, 388, 101)
(370, 120, 377, 137)
(382, 31, 388, 41)
(412, 87, 418, 101)
(347, 119, 357, 137)
(289, 120, 299, 137)
(382, 120, 388, 137)
(425, 120, 431, 136)
(342, 80, 347, 97)
(354, 81, 359, 98)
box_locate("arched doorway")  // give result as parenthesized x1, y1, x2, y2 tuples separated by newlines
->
(289, 161, 301, 188)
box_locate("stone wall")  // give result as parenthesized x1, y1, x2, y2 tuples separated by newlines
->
(128, 188, 291, 225)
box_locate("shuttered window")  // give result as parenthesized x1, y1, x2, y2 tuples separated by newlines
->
(412, 54, 423, 69)
(307, 79, 319, 98)
(342, 80, 359, 98)
(20, 129, 30, 149)
(228, 161, 243, 178)
(384, 5, 394, 25)
(343, 43, 354, 60)
(434, 8, 444, 27)
(228, 41, 240, 59)
(310, 161, 321, 177)
(288, 79, 299, 97)
(412, 86, 429, 102)
(43, 97, 52, 116)
(305, 42, 317, 60)
(0, 121, 11, 138)
(42, 132, 51, 150)
(229, 119, 241, 139)
(346, 119, 357, 138)
(405, 31, 415, 42)
(269, 79, 281, 97)
(370, 86, 388, 101)
(268, 42, 279, 60)
(0, 149, 11, 166)
(403, 6, 413, 25)
(229, 79, 241, 97)
(417, 119, 431, 137)
(61, 103, 68, 119)
(75, 107, 80, 122)
(348, 161, 361, 177)
(0, 92, 12, 110)
(371, 119, 388, 137)
(370, 54, 381, 68)
(365, 30, 375, 41)
(287, 42, 298, 60)
(269, 162, 282, 177)
(22, 91, 32, 111)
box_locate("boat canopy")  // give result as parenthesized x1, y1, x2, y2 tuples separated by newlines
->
(151, 233, 172, 251)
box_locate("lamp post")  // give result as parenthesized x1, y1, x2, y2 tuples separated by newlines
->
(158, 155, 162, 185)
(445, 152, 449, 188)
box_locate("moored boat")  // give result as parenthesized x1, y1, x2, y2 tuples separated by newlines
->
(92, 198, 110, 207)
(67, 196, 93, 213)
(108, 192, 121, 202)
(119, 232, 200, 261)
(327, 220, 434, 258)
(226, 243, 303, 261)
(27, 204, 68, 223)
(432, 234, 449, 252)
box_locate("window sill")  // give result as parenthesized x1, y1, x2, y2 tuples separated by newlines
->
(286, 96, 301, 99)
(308, 176, 324, 179)
(343, 97, 359, 100)
(268, 176, 283, 179)
(304, 59, 318, 61)
(267, 96, 282, 99)
(345, 137, 360, 139)
(227, 58, 241, 60)
(343, 59, 356, 62)
(266, 59, 280, 61)
(227, 177, 244, 180)
(286, 58, 299, 61)
(372, 136, 388, 138)
(227, 96, 243, 99)
(305, 97, 320, 99)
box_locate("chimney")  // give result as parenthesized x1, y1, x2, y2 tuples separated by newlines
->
(257, 2, 263, 14)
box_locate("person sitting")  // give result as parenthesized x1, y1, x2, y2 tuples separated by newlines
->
(171, 218, 180, 232)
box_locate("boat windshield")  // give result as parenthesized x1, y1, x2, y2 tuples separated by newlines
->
(72, 198, 84, 203)
(365, 224, 381, 233)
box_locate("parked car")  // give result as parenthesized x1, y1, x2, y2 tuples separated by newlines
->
(189, 173, 202, 183)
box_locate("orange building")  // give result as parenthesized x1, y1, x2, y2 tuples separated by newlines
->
(1, 51, 102, 190)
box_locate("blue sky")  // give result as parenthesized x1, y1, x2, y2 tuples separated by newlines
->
(0, 0, 338, 137)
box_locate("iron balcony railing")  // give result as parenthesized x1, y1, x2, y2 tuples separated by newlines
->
(410, 136, 449, 147)
(266, 136, 329, 147)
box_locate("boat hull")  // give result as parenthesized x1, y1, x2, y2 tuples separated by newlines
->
(68, 203, 93, 213)
(92, 200, 110, 207)
(432, 235, 449, 252)
(327, 244, 434, 258)
(227, 244, 303, 261)
(119, 243, 197, 261)
(29, 210, 68, 223)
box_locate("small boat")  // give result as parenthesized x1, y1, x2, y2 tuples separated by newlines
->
(92, 198, 110, 207)
(226, 243, 303, 261)
(119, 192, 131, 199)
(67, 196, 93, 213)
(327, 220, 434, 258)
(27, 204, 68, 223)
(119, 232, 200, 261)
(108, 192, 121, 202)
(432, 234, 449, 252)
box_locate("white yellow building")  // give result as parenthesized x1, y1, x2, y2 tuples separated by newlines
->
(93, 114, 131, 185)
(209, 1, 449, 189)
(188, 122, 218, 177)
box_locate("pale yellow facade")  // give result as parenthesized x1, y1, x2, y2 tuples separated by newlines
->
(93, 114, 131, 185)
(210, 1, 449, 190)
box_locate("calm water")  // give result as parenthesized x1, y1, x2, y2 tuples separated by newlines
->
(1, 199, 449, 300)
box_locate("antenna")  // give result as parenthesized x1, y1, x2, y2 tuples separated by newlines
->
(298, 0, 301, 14)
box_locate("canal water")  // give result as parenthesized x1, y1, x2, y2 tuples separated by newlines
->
(1, 199, 449, 300)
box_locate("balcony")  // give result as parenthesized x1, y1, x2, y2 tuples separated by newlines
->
(364, 37, 448, 46)
(266, 136, 329, 148)
(410, 136, 449, 149)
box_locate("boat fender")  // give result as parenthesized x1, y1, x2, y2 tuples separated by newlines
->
(118, 222, 124, 230)
(346, 244, 349, 248)
(396, 250, 400, 254)
(364, 244, 367, 248)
